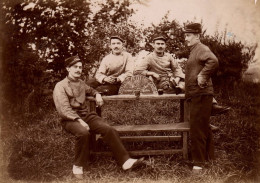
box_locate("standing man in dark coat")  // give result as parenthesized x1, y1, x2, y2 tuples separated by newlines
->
(184, 23, 218, 171)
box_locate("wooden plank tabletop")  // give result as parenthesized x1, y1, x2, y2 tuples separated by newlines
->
(113, 122, 190, 133)
(86, 94, 185, 101)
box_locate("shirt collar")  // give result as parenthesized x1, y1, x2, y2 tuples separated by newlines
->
(190, 41, 201, 51)
(67, 76, 79, 82)
(111, 51, 124, 56)
(153, 51, 165, 57)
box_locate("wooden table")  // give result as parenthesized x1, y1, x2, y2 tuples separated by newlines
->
(87, 94, 190, 159)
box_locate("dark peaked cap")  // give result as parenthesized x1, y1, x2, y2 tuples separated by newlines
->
(110, 35, 125, 43)
(65, 55, 81, 67)
(183, 23, 202, 33)
(152, 35, 167, 42)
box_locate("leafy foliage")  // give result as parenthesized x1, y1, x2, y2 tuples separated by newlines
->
(1, 0, 142, 109)
(142, 13, 187, 57)
(1, 1, 259, 182)
(0, 0, 255, 111)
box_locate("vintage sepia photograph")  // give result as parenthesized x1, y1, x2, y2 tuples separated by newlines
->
(1, 0, 260, 182)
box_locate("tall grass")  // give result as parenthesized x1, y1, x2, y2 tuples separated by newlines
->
(1, 82, 260, 182)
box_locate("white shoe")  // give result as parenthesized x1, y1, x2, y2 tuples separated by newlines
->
(192, 166, 203, 170)
(73, 165, 83, 179)
(192, 166, 203, 174)
(122, 157, 145, 170)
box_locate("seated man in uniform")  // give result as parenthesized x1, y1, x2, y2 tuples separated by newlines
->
(53, 55, 144, 179)
(134, 35, 230, 116)
(134, 35, 185, 94)
(87, 35, 134, 95)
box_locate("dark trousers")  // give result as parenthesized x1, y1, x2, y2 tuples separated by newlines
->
(63, 113, 130, 167)
(86, 78, 120, 95)
(187, 95, 215, 167)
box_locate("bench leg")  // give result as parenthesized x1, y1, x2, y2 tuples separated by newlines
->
(90, 133, 98, 154)
(89, 101, 96, 112)
(182, 132, 188, 160)
(180, 99, 184, 122)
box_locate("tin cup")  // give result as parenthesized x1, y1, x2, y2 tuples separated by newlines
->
(134, 90, 141, 97)
(158, 89, 164, 95)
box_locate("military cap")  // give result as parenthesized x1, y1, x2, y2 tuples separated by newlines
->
(110, 35, 125, 43)
(152, 35, 167, 42)
(183, 23, 202, 33)
(65, 55, 81, 67)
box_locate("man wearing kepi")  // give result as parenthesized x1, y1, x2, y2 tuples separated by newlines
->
(53, 55, 144, 179)
(87, 35, 133, 95)
(183, 23, 217, 171)
(134, 35, 185, 94)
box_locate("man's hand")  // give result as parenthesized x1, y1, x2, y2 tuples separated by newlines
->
(174, 77, 181, 85)
(147, 72, 160, 81)
(77, 118, 90, 130)
(152, 73, 160, 80)
(116, 77, 122, 83)
(170, 77, 180, 86)
(104, 76, 117, 84)
(197, 75, 208, 88)
(95, 93, 104, 107)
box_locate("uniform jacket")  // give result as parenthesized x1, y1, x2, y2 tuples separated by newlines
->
(95, 51, 134, 83)
(53, 77, 98, 121)
(134, 52, 185, 79)
(185, 42, 219, 98)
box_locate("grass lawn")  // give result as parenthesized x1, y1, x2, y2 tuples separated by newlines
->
(1, 83, 260, 183)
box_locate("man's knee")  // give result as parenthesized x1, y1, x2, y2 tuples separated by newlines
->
(86, 77, 100, 88)
(96, 85, 120, 95)
(101, 124, 117, 136)
(76, 128, 90, 138)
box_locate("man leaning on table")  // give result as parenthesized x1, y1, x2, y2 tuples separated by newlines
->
(134, 34, 230, 117)
(87, 35, 134, 95)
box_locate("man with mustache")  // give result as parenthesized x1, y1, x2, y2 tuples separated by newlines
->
(134, 35, 185, 94)
(183, 23, 219, 171)
(87, 35, 133, 95)
(53, 55, 144, 179)
(134, 35, 230, 132)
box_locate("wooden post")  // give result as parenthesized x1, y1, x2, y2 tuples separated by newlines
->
(180, 99, 184, 122)
(184, 100, 190, 122)
(89, 101, 96, 112)
(89, 133, 96, 154)
(96, 106, 102, 117)
(89, 101, 98, 155)
(182, 132, 188, 160)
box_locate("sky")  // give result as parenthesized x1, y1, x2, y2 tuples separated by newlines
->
(129, 0, 260, 45)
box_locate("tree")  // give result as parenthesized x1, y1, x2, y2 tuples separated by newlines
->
(142, 13, 187, 57)
(142, 16, 254, 95)
(1, 0, 143, 110)
(0, 0, 254, 111)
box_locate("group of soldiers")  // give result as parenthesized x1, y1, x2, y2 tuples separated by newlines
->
(53, 23, 230, 179)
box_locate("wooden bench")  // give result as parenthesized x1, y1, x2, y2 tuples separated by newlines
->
(87, 94, 190, 159)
